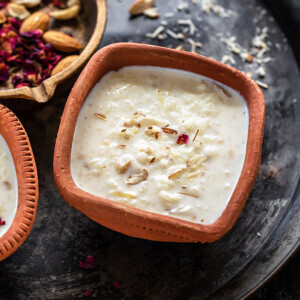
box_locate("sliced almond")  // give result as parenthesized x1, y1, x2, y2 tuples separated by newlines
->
(187, 154, 207, 169)
(43, 31, 83, 53)
(168, 168, 186, 180)
(7, 3, 30, 20)
(51, 55, 79, 76)
(111, 191, 136, 199)
(129, 0, 155, 15)
(50, 5, 80, 20)
(186, 171, 201, 179)
(145, 130, 159, 139)
(117, 145, 126, 150)
(162, 127, 177, 135)
(127, 169, 148, 185)
(159, 190, 180, 203)
(178, 192, 199, 198)
(11, 0, 41, 8)
(143, 7, 159, 18)
(115, 159, 131, 174)
(94, 113, 107, 120)
(20, 11, 50, 33)
(139, 116, 168, 127)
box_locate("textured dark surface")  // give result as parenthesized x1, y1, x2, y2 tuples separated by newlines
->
(0, 0, 299, 299)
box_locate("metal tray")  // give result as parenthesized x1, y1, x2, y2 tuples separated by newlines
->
(0, 0, 299, 299)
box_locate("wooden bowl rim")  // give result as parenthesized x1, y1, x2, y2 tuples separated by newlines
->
(0, 105, 39, 261)
(54, 43, 265, 242)
(0, 0, 107, 104)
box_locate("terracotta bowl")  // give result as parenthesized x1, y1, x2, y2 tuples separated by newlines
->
(0, 105, 39, 261)
(0, 0, 107, 105)
(53, 43, 265, 243)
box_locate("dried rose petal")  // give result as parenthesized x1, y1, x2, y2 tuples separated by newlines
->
(80, 255, 96, 270)
(113, 281, 121, 289)
(0, 218, 5, 225)
(176, 133, 189, 145)
(0, 6, 64, 88)
(53, 0, 65, 8)
(0, 62, 9, 81)
(0, 2, 8, 9)
(12, 75, 30, 87)
(20, 29, 43, 39)
(84, 289, 93, 297)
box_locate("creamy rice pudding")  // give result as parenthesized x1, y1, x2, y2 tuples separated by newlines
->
(0, 135, 18, 237)
(71, 66, 248, 224)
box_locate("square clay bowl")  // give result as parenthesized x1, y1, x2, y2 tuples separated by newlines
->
(0, 105, 39, 260)
(53, 43, 265, 243)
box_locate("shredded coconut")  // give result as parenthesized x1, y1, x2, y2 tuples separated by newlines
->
(146, 26, 165, 39)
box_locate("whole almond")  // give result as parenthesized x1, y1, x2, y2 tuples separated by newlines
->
(129, 0, 155, 15)
(20, 11, 50, 33)
(51, 55, 79, 76)
(43, 31, 83, 53)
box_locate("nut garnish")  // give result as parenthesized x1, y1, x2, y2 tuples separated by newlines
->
(11, 0, 41, 8)
(94, 113, 107, 120)
(116, 159, 131, 174)
(139, 116, 168, 127)
(178, 192, 199, 198)
(50, 5, 80, 20)
(192, 129, 199, 142)
(127, 169, 148, 185)
(150, 157, 155, 163)
(129, 0, 155, 15)
(111, 191, 136, 199)
(143, 7, 159, 18)
(7, 3, 30, 20)
(162, 127, 178, 135)
(117, 145, 126, 150)
(51, 55, 79, 76)
(145, 129, 160, 139)
(187, 154, 207, 169)
(157, 89, 164, 110)
(255, 80, 269, 89)
(43, 31, 83, 53)
(20, 11, 50, 33)
(168, 168, 186, 180)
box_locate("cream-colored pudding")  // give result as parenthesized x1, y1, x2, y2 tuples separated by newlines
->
(71, 66, 248, 224)
(0, 135, 18, 237)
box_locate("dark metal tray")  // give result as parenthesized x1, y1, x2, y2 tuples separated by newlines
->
(0, 0, 299, 299)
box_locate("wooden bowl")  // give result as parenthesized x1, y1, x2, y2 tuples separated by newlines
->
(0, 105, 38, 261)
(0, 0, 107, 105)
(53, 43, 265, 243)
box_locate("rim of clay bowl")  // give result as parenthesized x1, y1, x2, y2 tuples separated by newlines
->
(0, 0, 107, 104)
(0, 105, 39, 261)
(53, 43, 265, 243)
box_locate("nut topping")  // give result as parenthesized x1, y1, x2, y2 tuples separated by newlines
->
(127, 169, 148, 185)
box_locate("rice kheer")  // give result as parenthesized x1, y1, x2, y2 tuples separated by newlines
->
(0, 135, 18, 237)
(71, 66, 248, 224)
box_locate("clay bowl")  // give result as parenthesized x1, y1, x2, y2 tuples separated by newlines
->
(0, 0, 107, 106)
(0, 105, 38, 261)
(53, 43, 265, 243)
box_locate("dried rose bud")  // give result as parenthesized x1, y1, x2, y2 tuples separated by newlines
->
(176, 133, 189, 145)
